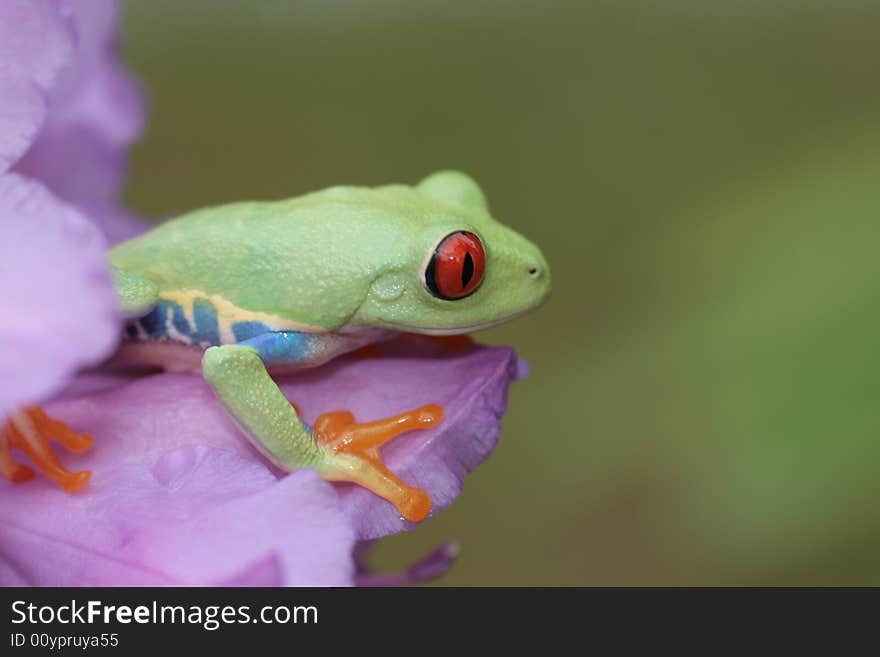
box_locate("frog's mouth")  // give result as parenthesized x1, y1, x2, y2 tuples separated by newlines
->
(382, 306, 537, 336)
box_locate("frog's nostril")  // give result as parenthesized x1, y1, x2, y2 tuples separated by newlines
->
(528, 266, 540, 279)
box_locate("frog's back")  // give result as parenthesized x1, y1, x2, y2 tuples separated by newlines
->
(111, 183, 423, 256)
(109, 184, 433, 331)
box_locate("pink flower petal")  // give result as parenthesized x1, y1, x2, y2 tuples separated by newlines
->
(50, 0, 145, 148)
(0, 173, 118, 418)
(0, 0, 75, 172)
(355, 540, 460, 587)
(0, 341, 521, 584)
(0, 449, 354, 586)
(13, 0, 147, 243)
(3, 363, 355, 586)
(281, 341, 525, 539)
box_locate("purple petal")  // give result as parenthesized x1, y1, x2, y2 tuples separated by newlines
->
(0, 341, 521, 585)
(1, 369, 355, 585)
(80, 204, 146, 247)
(282, 340, 526, 539)
(215, 554, 285, 587)
(0, 0, 75, 172)
(13, 0, 147, 243)
(49, 0, 144, 148)
(355, 540, 460, 587)
(70, 340, 522, 539)
(0, 447, 355, 586)
(0, 173, 119, 419)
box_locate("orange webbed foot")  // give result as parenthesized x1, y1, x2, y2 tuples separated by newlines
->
(0, 406, 93, 492)
(314, 404, 444, 522)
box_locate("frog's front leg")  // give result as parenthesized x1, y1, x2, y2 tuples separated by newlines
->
(201, 332, 442, 522)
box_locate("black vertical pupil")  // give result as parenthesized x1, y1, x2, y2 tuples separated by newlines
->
(461, 251, 474, 289)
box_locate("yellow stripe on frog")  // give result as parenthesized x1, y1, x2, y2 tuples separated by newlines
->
(156, 289, 327, 345)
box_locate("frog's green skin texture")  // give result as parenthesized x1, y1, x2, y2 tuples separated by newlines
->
(108, 171, 551, 521)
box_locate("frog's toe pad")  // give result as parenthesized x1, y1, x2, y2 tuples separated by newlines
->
(0, 406, 93, 492)
(314, 404, 443, 522)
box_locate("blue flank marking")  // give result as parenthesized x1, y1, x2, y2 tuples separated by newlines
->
(171, 304, 191, 337)
(193, 299, 220, 345)
(126, 298, 311, 357)
(127, 298, 222, 347)
(238, 331, 314, 366)
(137, 301, 171, 338)
(232, 321, 271, 342)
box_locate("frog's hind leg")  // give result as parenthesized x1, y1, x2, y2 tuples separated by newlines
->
(0, 406, 93, 492)
(202, 339, 443, 523)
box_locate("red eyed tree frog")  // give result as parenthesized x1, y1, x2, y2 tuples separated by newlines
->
(0, 172, 551, 522)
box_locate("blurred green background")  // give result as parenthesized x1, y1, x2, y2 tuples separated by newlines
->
(121, 1, 880, 585)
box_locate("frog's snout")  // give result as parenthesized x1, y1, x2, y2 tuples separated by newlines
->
(523, 250, 552, 306)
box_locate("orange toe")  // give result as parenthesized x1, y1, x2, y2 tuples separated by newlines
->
(316, 404, 443, 453)
(58, 469, 91, 493)
(314, 404, 444, 522)
(0, 450, 36, 483)
(1, 406, 93, 492)
(397, 487, 432, 523)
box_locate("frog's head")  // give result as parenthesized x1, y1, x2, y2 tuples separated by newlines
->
(353, 171, 551, 335)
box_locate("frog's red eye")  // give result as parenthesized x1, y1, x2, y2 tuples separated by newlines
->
(425, 231, 486, 300)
